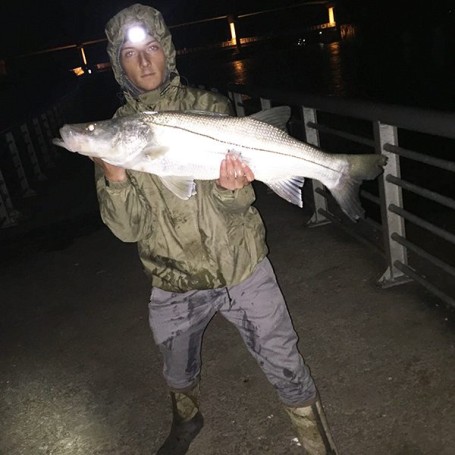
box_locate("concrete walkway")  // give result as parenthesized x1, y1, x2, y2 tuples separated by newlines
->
(1, 165, 454, 455)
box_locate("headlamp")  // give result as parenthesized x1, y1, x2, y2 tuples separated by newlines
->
(126, 25, 148, 43)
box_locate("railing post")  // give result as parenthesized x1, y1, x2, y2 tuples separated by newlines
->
(32, 117, 55, 169)
(53, 103, 65, 126)
(40, 112, 59, 160)
(260, 98, 272, 110)
(302, 106, 330, 226)
(0, 167, 18, 228)
(374, 121, 410, 287)
(20, 124, 47, 181)
(5, 132, 36, 197)
(46, 108, 59, 135)
(230, 91, 245, 117)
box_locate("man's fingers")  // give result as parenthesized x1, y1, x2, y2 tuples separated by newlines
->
(217, 153, 255, 190)
(241, 162, 255, 182)
(220, 157, 227, 176)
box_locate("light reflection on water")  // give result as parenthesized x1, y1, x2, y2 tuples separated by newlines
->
(179, 39, 362, 100)
(322, 42, 346, 97)
(178, 34, 454, 110)
(230, 59, 248, 86)
(186, 41, 358, 98)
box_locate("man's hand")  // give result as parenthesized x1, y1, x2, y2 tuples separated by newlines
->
(92, 157, 127, 183)
(216, 152, 255, 190)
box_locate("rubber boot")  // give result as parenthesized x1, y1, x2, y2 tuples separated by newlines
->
(156, 384, 204, 455)
(284, 397, 338, 454)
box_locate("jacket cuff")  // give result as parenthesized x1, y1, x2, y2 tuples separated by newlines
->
(213, 185, 238, 201)
(104, 176, 131, 192)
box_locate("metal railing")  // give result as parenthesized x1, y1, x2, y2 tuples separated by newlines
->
(1, 76, 454, 309)
(0, 101, 68, 228)
(229, 84, 455, 309)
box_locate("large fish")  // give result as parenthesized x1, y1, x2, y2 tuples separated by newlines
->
(53, 106, 386, 221)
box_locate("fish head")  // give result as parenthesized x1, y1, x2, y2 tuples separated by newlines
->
(53, 116, 154, 163)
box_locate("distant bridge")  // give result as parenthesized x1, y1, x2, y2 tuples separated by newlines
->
(1, 1, 339, 78)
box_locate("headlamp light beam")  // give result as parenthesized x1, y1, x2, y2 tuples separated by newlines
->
(126, 26, 148, 43)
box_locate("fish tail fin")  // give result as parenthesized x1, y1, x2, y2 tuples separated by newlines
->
(328, 154, 387, 221)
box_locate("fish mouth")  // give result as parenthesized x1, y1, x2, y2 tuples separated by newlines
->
(54, 125, 86, 152)
(52, 138, 65, 148)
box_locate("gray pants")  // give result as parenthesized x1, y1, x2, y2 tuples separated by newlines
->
(148, 258, 316, 407)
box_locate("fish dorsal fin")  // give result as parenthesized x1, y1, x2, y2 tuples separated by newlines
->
(143, 109, 229, 117)
(160, 176, 197, 200)
(183, 110, 230, 117)
(263, 176, 305, 208)
(249, 106, 291, 131)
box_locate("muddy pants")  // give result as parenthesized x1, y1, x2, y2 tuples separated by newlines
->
(148, 258, 316, 407)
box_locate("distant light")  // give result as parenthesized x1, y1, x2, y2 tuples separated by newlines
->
(328, 6, 336, 26)
(229, 22, 237, 45)
(127, 26, 147, 43)
(80, 47, 87, 65)
(72, 67, 85, 77)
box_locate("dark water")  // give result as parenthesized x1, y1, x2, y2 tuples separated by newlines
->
(177, 33, 455, 112)
(1, 28, 454, 132)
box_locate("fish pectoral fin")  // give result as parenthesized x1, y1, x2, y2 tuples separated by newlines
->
(249, 106, 291, 131)
(142, 145, 169, 160)
(160, 176, 197, 200)
(264, 176, 305, 208)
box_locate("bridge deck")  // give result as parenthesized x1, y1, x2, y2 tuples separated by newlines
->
(1, 166, 453, 454)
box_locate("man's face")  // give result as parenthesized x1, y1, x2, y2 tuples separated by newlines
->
(120, 35, 167, 92)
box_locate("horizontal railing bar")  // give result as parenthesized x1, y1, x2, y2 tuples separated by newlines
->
(316, 187, 381, 229)
(306, 122, 375, 147)
(360, 190, 380, 205)
(362, 216, 382, 232)
(238, 1, 331, 19)
(229, 84, 455, 140)
(394, 261, 455, 309)
(314, 187, 329, 199)
(389, 204, 455, 245)
(318, 209, 385, 257)
(386, 175, 455, 210)
(384, 144, 455, 172)
(230, 86, 455, 305)
(392, 233, 455, 278)
(315, 184, 380, 222)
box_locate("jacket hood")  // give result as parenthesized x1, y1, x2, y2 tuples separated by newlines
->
(105, 3, 178, 97)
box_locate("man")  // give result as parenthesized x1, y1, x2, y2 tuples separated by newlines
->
(97, 3, 338, 454)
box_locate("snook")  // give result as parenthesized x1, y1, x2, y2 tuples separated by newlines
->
(53, 106, 386, 221)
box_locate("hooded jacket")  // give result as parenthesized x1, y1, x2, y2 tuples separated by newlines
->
(97, 3, 267, 292)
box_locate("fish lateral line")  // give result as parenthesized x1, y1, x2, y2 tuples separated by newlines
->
(145, 121, 346, 175)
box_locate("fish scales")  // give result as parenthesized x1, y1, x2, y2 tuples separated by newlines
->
(53, 106, 386, 221)
(143, 111, 347, 188)
(146, 111, 330, 166)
